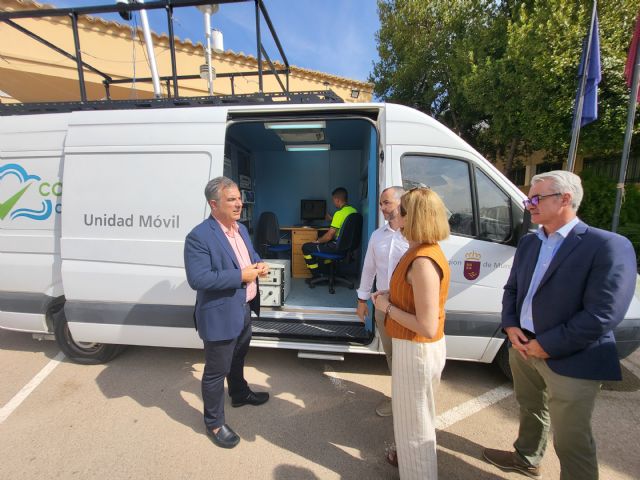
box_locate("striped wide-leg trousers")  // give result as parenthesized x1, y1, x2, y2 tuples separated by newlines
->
(392, 337, 446, 480)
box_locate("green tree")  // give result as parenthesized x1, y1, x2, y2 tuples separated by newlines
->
(371, 0, 499, 140)
(579, 171, 640, 265)
(372, 0, 639, 177)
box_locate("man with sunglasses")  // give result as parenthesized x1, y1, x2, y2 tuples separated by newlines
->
(483, 170, 636, 479)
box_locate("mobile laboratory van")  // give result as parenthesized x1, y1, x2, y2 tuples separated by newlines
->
(1, 101, 639, 376)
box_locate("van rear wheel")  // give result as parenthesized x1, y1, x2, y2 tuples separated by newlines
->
(54, 310, 124, 364)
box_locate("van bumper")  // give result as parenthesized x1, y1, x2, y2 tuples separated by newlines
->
(615, 319, 640, 359)
(0, 292, 60, 333)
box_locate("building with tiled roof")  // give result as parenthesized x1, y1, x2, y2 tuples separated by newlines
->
(0, 0, 373, 103)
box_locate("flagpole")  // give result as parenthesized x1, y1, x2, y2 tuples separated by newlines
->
(611, 30, 640, 233)
(567, 0, 598, 173)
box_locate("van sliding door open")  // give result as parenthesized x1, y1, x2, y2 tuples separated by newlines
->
(224, 112, 380, 352)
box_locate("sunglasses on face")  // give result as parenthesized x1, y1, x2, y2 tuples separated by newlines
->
(522, 192, 562, 209)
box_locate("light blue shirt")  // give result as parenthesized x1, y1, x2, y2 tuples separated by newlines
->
(520, 217, 580, 333)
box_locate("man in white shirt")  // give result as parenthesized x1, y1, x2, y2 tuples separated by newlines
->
(356, 186, 408, 417)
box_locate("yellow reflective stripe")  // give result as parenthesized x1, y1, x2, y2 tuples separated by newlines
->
(308, 264, 319, 269)
(303, 254, 313, 259)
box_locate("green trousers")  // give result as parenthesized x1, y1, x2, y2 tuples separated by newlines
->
(509, 347, 602, 480)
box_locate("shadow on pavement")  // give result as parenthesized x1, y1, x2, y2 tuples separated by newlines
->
(89, 345, 519, 479)
(273, 464, 321, 479)
(437, 430, 512, 479)
(0, 329, 59, 359)
(602, 362, 640, 392)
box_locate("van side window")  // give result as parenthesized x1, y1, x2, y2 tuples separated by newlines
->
(475, 168, 512, 242)
(401, 155, 475, 237)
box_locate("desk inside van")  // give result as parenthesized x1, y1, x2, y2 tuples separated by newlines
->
(280, 226, 326, 278)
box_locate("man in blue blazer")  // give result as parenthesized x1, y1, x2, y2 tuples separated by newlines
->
(483, 171, 636, 479)
(184, 176, 270, 449)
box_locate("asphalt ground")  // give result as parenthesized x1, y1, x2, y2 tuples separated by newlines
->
(1, 329, 639, 480)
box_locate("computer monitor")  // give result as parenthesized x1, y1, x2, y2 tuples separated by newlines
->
(300, 199, 326, 223)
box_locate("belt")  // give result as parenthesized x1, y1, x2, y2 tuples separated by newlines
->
(522, 329, 536, 340)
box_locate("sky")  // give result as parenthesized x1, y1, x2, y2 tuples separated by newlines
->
(46, 0, 381, 83)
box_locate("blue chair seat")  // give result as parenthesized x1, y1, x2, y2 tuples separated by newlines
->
(267, 244, 291, 253)
(310, 251, 344, 261)
(308, 213, 363, 294)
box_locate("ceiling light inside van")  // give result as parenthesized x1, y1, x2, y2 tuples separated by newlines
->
(285, 144, 330, 152)
(264, 121, 326, 130)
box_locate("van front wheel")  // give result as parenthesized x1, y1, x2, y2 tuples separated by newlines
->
(495, 343, 513, 381)
(54, 311, 124, 364)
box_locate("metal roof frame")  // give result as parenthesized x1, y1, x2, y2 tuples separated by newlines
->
(0, 91, 345, 116)
(0, 0, 344, 114)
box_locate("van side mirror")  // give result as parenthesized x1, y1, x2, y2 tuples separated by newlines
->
(510, 200, 531, 245)
(521, 209, 532, 237)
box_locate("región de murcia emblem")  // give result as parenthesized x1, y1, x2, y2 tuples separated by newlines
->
(464, 251, 481, 280)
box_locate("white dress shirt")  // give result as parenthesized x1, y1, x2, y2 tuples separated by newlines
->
(357, 223, 409, 301)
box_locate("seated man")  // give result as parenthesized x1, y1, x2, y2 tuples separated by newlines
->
(302, 187, 357, 280)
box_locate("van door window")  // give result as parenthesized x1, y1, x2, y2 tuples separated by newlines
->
(400, 155, 475, 237)
(474, 168, 512, 242)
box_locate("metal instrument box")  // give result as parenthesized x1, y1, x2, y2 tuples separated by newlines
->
(259, 260, 291, 307)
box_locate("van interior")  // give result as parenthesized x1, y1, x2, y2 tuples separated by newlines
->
(224, 115, 379, 345)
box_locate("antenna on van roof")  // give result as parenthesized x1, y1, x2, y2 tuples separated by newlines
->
(116, 0, 162, 98)
(0, 0, 344, 114)
(197, 3, 220, 96)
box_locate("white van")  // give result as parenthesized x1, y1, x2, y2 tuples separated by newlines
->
(1, 102, 639, 376)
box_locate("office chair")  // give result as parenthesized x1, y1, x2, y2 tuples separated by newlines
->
(308, 213, 363, 294)
(256, 211, 291, 258)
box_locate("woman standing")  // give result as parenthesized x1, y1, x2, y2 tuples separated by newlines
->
(373, 187, 450, 479)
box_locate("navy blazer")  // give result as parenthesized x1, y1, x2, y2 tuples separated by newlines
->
(184, 216, 261, 342)
(502, 221, 637, 381)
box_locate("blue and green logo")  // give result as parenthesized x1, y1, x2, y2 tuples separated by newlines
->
(0, 163, 61, 221)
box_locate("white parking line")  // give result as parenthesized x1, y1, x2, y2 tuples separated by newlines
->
(0, 351, 65, 424)
(436, 384, 513, 430)
(434, 357, 640, 431)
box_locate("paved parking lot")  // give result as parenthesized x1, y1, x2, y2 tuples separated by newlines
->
(1, 329, 639, 479)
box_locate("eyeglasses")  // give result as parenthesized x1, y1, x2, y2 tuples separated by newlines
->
(522, 192, 562, 209)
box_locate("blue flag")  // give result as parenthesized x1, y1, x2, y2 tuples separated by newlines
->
(574, 12, 601, 126)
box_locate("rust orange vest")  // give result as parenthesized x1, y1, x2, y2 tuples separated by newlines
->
(385, 243, 450, 342)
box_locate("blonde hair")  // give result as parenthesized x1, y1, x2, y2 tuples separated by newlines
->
(401, 188, 450, 244)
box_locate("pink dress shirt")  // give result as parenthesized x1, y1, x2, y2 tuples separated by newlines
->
(216, 219, 257, 302)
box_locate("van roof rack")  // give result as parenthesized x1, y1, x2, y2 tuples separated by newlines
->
(0, 91, 345, 116)
(0, 0, 345, 115)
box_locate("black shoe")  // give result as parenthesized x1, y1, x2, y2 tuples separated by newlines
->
(482, 448, 541, 478)
(206, 424, 240, 449)
(231, 391, 269, 407)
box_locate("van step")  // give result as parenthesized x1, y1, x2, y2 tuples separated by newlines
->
(297, 351, 345, 361)
(252, 318, 369, 342)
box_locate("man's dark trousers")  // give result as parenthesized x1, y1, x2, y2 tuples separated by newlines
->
(302, 240, 338, 273)
(202, 303, 252, 430)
